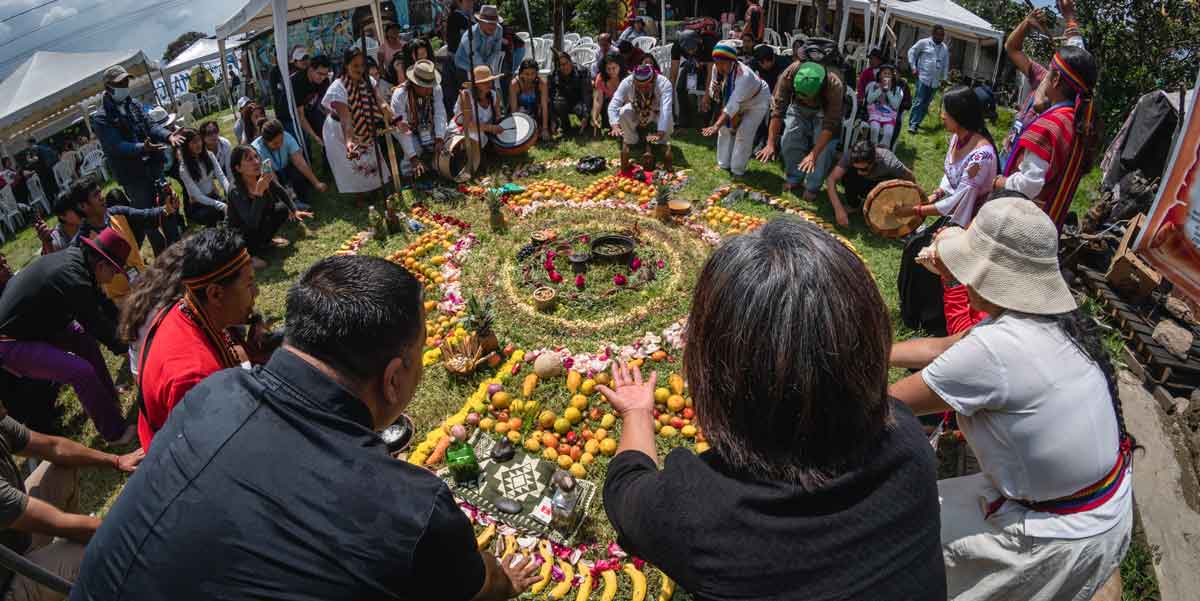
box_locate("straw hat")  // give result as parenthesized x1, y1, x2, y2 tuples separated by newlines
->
(406, 59, 442, 87)
(935, 196, 1076, 315)
(463, 65, 502, 87)
(477, 5, 503, 24)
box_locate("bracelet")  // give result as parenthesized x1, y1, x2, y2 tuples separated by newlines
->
(110, 453, 121, 470)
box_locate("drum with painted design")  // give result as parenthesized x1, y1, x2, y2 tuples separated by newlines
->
(491, 113, 538, 156)
(864, 179, 926, 239)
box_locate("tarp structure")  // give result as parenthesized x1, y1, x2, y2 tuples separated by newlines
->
(163, 37, 247, 75)
(216, 0, 381, 163)
(883, 0, 1002, 44)
(0, 49, 150, 143)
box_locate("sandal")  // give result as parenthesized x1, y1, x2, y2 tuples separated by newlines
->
(271, 237, 290, 248)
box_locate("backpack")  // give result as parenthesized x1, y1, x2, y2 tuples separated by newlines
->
(800, 38, 854, 84)
(898, 218, 949, 337)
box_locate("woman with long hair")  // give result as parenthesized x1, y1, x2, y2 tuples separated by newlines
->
(226, 144, 312, 268)
(602, 218, 945, 600)
(237, 102, 265, 145)
(890, 196, 1133, 601)
(509, 58, 549, 135)
(118, 237, 189, 377)
(199, 120, 234, 180)
(592, 54, 625, 133)
(894, 86, 997, 228)
(320, 46, 391, 204)
(176, 128, 230, 227)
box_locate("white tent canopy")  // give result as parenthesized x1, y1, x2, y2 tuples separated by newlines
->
(0, 49, 149, 142)
(883, 0, 1001, 44)
(216, 0, 373, 38)
(164, 37, 247, 75)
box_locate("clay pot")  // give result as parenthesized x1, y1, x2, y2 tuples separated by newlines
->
(568, 252, 591, 274)
(533, 286, 557, 312)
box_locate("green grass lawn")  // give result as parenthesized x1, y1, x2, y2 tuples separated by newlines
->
(1, 99, 1152, 600)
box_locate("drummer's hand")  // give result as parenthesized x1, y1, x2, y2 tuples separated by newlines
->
(756, 143, 777, 162)
(485, 124, 505, 135)
(928, 190, 945, 204)
(834, 205, 849, 228)
(891, 204, 916, 218)
(434, 139, 445, 155)
(647, 132, 663, 144)
(412, 160, 427, 177)
(701, 124, 719, 137)
(610, 126, 623, 138)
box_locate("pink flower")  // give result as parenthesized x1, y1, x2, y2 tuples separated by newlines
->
(549, 271, 563, 284)
(613, 274, 627, 286)
(656, 259, 665, 269)
(575, 274, 585, 289)
(547, 250, 557, 260)
(630, 257, 641, 271)
(543, 259, 555, 272)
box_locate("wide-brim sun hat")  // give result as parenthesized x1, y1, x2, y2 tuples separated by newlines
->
(407, 59, 442, 87)
(463, 65, 502, 87)
(477, 5, 504, 23)
(935, 196, 1076, 315)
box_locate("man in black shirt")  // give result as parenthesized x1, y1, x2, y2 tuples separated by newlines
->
(0, 229, 133, 444)
(670, 31, 713, 129)
(750, 44, 787, 150)
(70, 255, 541, 601)
(282, 55, 332, 147)
(549, 52, 592, 136)
(445, 0, 475, 55)
(270, 46, 311, 125)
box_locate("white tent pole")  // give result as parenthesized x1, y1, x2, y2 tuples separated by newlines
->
(272, 0, 308, 164)
(370, 0, 386, 44)
(838, 3, 850, 50)
(660, 0, 666, 44)
(218, 38, 233, 111)
(523, 0, 533, 38)
(159, 66, 178, 111)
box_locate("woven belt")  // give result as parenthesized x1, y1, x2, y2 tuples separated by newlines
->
(986, 440, 1132, 518)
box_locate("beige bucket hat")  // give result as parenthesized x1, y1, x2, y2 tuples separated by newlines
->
(406, 59, 442, 87)
(935, 195, 1076, 315)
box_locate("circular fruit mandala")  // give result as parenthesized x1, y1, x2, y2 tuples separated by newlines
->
(332, 176, 856, 599)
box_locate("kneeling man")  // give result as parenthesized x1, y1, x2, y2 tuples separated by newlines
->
(608, 64, 675, 172)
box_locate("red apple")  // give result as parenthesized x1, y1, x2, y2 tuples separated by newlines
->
(670, 416, 685, 429)
(682, 408, 695, 420)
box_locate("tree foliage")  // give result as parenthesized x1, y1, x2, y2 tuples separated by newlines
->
(162, 31, 207, 65)
(959, 0, 1199, 139)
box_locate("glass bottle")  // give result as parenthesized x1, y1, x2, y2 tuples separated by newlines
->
(446, 439, 480, 484)
(550, 470, 581, 531)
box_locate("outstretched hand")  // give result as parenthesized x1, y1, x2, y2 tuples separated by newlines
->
(596, 362, 657, 417)
(499, 553, 542, 596)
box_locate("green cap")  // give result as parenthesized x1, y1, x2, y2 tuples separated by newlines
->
(793, 62, 826, 98)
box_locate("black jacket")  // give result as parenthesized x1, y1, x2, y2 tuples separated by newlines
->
(0, 247, 125, 353)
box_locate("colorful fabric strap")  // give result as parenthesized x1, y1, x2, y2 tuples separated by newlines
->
(1045, 51, 1095, 230)
(986, 439, 1132, 518)
(347, 76, 385, 143)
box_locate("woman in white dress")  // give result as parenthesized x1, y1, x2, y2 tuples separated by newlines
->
(447, 65, 506, 171)
(321, 46, 391, 204)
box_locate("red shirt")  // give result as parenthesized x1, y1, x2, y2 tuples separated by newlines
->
(137, 304, 225, 450)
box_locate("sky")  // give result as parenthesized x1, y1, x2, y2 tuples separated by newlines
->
(0, 0, 247, 79)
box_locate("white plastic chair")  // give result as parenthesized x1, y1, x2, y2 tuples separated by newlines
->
(517, 32, 530, 43)
(650, 45, 673, 70)
(842, 90, 858, 152)
(540, 33, 555, 42)
(570, 47, 597, 70)
(25, 173, 50, 214)
(561, 38, 578, 53)
(0, 185, 24, 239)
(79, 142, 99, 156)
(564, 33, 580, 45)
(578, 36, 593, 47)
(784, 32, 795, 49)
(176, 100, 195, 125)
(80, 149, 109, 183)
(633, 36, 657, 52)
(763, 28, 782, 46)
(53, 160, 75, 193)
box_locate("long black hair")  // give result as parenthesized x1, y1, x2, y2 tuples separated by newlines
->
(406, 38, 433, 67)
(1055, 45, 1101, 168)
(178, 128, 215, 183)
(341, 46, 368, 82)
(943, 85, 995, 150)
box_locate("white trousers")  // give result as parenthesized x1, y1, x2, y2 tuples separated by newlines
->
(617, 104, 673, 145)
(716, 104, 769, 176)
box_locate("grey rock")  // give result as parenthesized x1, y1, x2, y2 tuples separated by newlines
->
(1153, 319, 1194, 360)
(495, 497, 522, 514)
(1166, 295, 1197, 324)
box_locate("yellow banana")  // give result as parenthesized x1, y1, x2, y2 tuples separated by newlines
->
(575, 565, 593, 601)
(624, 564, 647, 601)
(548, 559, 575, 600)
(600, 569, 617, 601)
(657, 571, 675, 601)
(475, 523, 496, 551)
(530, 540, 554, 594)
(501, 534, 517, 559)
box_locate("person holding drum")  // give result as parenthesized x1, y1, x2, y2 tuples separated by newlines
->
(701, 43, 770, 179)
(509, 58, 550, 138)
(448, 65, 506, 169)
(390, 59, 447, 179)
(607, 64, 675, 173)
(825, 140, 915, 227)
